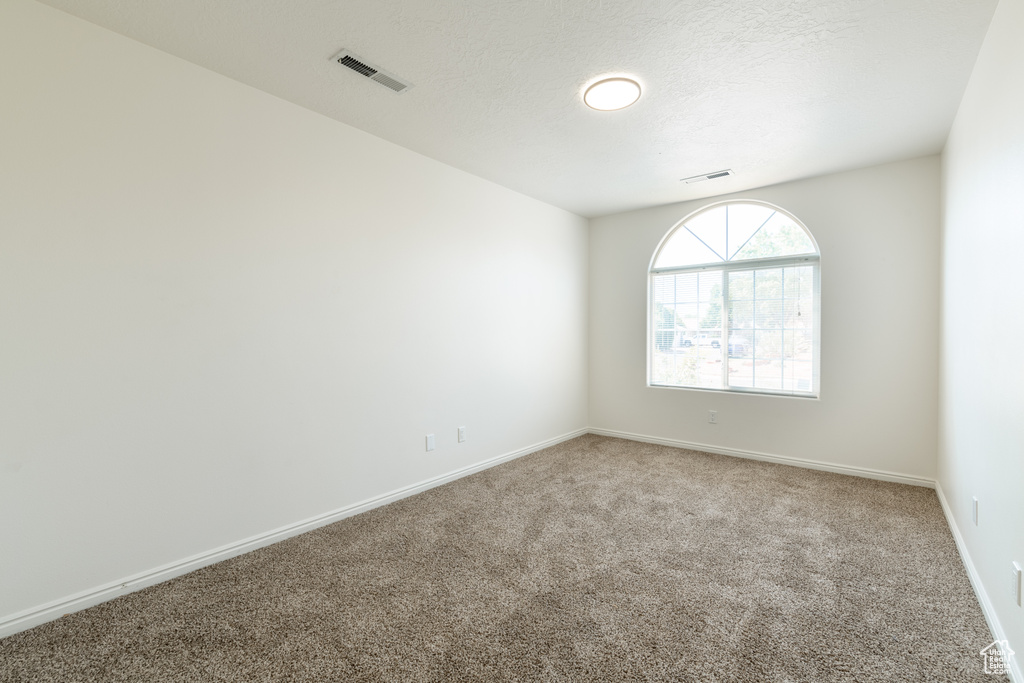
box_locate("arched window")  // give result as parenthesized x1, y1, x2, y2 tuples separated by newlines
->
(649, 200, 820, 397)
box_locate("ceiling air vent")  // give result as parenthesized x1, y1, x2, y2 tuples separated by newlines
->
(682, 169, 734, 184)
(332, 49, 412, 94)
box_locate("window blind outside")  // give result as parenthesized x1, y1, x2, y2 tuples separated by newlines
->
(649, 202, 820, 397)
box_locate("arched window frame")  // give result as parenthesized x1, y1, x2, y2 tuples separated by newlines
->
(648, 199, 821, 398)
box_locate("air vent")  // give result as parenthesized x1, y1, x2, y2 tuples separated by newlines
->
(682, 169, 735, 184)
(332, 49, 412, 94)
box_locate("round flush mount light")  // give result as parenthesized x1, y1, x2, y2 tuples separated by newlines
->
(583, 77, 642, 111)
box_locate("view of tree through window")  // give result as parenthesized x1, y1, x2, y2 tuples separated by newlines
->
(649, 201, 820, 396)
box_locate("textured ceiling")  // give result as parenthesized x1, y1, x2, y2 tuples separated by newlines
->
(37, 0, 997, 217)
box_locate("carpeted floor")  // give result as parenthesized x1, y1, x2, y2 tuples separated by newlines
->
(0, 435, 1002, 682)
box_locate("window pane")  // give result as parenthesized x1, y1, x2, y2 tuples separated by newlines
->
(784, 265, 814, 296)
(683, 206, 727, 261)
(783, 297, 811, 327)
(790, 329, 814, 359)
(727, 269, 754, 384)
(651, 270, 723, 389)
(756, 361, 783, 390)
(728, 356, 754, 388)
(755, 299, 783, 329)
(728, 269, 753, 300)
(726, 203, 777, 260)
(754, 268, 783, 299)
(697, 271, 722, 329)
(654, 276, 674, 303)
(675, 272, 699, 302)
(733, 212, 816, 261)
(720, 263, 818, 395)
(654, 226, 724, 268)
(755, 329, 783, 359)
(678, 302, 699, 325)
(730, 299, 753, 330)
(693, 270, 723, 388)
(783, 360, 814, 393)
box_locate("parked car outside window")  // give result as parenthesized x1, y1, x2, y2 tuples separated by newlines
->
(727, 335, 750, 357)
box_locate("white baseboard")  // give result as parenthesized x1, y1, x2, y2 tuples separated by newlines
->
(587, 428, 936, 488)
(590, 428, 1019, 680)
(9, 426, 1009, 683)
(935, 482, 1022, 683)
(0, 427, 588, 640)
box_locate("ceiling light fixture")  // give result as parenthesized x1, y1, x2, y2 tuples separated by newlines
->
(583, 77, 642, 111)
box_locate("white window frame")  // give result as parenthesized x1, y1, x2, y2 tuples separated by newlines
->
(647, 200, 821, 398)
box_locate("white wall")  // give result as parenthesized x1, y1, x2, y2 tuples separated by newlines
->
(589, 157, 941, 482)
(939, 0, 1024, 671)
(0, 0, 587, 629)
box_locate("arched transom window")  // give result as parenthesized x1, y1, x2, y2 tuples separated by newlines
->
(649, 200, 820, 397)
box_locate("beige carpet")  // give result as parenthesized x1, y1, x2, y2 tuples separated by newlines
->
(0, 435, 1002, 682)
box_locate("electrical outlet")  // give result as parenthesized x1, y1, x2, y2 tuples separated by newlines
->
(458, 426, 466, 443)
(708, 410, 718, 424)
(972, 497, 979, 526)
(1012, 562, 1022, 606)
(425, 434, 435, 452)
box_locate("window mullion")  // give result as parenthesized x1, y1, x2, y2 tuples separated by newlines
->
(813, 262, 821, 394)
(752, 270, 757, 388)
(780, 266, 786, 390)
(721, 271, 729, 387)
